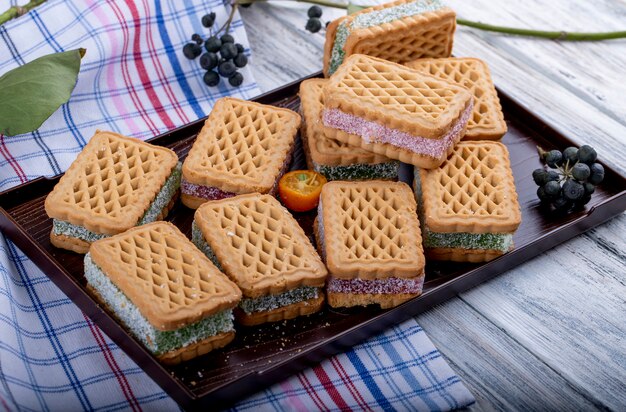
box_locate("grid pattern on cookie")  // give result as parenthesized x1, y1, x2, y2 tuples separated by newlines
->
(321, 181, 424, 279)
(326, 55, 471, 136)
(90, 222, 240, 331)
(195, 194, 327, 297)
(300, 79, 389, 165)
(420, 142, 521, 233)
(351, 10, 455, 65)
(183, 98, 298, 192)
(45, 131, 177, 234)
(406, 58, 506, 139)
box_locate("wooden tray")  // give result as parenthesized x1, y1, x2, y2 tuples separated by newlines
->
(1, 72, 625, 410)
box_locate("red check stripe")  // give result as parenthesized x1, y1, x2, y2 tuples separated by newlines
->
(124, 0, 176, 131)
(313, 365, 352, 412)
(0, 134, 27, 184)
(298, 372, 328, 411)
(83, 315, 142, 412)
(105, 0, 159, 135)
(331, 357, 371, 411)
(139, 0, 189, 125)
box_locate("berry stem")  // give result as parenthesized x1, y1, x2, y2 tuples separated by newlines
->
(0, 0, 47, 26)
(217, 2, 240, 35)
(235, 0, 626, 41)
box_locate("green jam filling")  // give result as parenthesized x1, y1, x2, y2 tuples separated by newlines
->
(328, 0, 443, 74)
(53, 163, 182, 242)
(314, 161, 400, 181)
(84, 253, 234, 355)
(413, 169, 512, 253)
(239, 286, 319, 315)
(192, 221, 319, 314)
(423, 229, 513, 252)
(191, 221, 223, 271)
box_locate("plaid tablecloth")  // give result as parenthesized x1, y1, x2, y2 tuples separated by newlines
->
(0, 0, 475, 410)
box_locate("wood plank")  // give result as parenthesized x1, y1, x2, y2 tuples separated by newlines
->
(417, 300, 602, 411)
(456, 214, 626, 410)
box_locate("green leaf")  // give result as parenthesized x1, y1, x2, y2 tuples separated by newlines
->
(347, 3, 366, 14)
(0, 48, 85, 136)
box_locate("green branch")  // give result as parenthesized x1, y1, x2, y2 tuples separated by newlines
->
(0, 0, 47, 26)
(456, 18, 626, 41)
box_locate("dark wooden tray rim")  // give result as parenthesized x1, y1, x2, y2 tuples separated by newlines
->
(1, 72, 625, 411)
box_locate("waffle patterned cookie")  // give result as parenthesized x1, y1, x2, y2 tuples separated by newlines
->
(418, 141, 521, 233)
(182, 98, 300, 208)
(45, 131, 178, 235)
(194, 194, 327, 298)
(88, 284, 235, 365)
(323, 0, 455, 76)
(323, 54, 473, 169)
(405, 57, 507, 140)
(318, 180, 424, 279)
(89, 222, 242, 331)
(300, 78, 390, 166)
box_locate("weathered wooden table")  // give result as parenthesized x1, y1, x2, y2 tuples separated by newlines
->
(241, 1, 626, 410)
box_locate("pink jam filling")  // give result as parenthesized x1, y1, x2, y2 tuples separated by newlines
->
(181, 179, 237, 200)
(327, 276, 424, 295)
(182, 144, 294, 200)
(322, 100, 473, 159)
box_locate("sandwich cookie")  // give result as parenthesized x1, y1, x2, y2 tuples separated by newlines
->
(192, 194, 328, 326)
(322, 54, 474, 169)
(181, 98, 300, 209)
(84, 222, 242, 365)
(415, 141, 521, 262)
(405, 57, 507, 140)
(324, 0, 455, 76)
(316, 180, 425, 309)
(45, 131, 181, 254)
(299, 78, 399, 181)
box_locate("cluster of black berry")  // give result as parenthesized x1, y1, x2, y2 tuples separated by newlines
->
(533, 145, 604, 211)
(182, 12, 248, 88)
(305, 6, 324, 33)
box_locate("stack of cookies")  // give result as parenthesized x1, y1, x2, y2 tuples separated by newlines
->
(41, 0, 524, 366)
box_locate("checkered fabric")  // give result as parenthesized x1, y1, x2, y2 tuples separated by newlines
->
(0, 0, 475, 410)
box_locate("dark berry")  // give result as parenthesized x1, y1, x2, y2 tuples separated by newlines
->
(220, 34, 235, 44)
(553, 196, 571, 211)
(240, 2, 252, 7)
(532, 169, 547, 186)
(326, 21, 330, 28)
(228, 72, 244, 87)
(203, 70, 220, 87)
(235, 43, 244, 53)
(234, 53, 248, 68)
(218, 61, 237, 78)
(578, 195, 592, 206)
(200, 52, 219, 70)
(306, 18, 322, 33)
(571, 163, 590, 181)
(545, 150, 563, 167)
(183, 43, 202, 59)
(562, 179, 584, 201)
(537, 186, 549, 202)
(205, 36, 222, 53)
(578, 145, 597, 165)
(562, 146, 578, 165)
(202, 12, 216, 28)
(544, 181, 561, 197)
(589, 163, 605, 185)
(307, 5, 323, 18)
(191, 33, 203, 45)
(220, 42, 238, 60)
(583, 182, 595, 195)
(546, 170, 560, 182)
